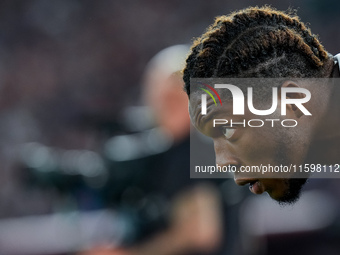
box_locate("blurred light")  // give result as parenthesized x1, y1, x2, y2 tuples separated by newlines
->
(122, 106, 155, 132)
(0, 210, 128, 255)
(60, 149, 107, 178)
(145, 128, 173, 154)
(241, 190, 337, 236)
(20, 142, 107, 182)
(20, 142, 56, 171)
(60, 150, 82, 175)
(105, 135, 140, 161)
(76, 150, 105, 177)
(105, 128, 173, 161)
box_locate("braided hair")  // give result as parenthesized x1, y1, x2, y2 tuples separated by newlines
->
(183, 6, 330, 95)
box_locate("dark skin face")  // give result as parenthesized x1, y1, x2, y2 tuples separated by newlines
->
(188, 58, 339, 204)
(189, 81, 327, 204)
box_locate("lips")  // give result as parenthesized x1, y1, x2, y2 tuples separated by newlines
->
(234, 178, 265, 195)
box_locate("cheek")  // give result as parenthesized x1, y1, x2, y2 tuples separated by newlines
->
(213, 138, 241, 166)
(238, 126, 279, 164)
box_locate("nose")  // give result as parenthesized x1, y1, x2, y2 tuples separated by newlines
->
(214, 139, 241, 169)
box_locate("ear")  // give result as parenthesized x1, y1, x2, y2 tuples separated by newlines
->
(279, 80, 308, 119)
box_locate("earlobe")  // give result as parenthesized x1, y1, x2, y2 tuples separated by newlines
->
(292, 106, 305, 118)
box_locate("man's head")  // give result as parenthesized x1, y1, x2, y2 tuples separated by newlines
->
(143, 44, 191, 143)
(183, 6, 336, 204)
(183, 6, 334, 89)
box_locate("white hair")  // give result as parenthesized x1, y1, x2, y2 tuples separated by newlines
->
(145, 44, 190, 76)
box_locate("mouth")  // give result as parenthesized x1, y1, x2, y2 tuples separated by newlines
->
(234, 178, 265, 195)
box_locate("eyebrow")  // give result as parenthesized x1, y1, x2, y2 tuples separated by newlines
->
(196, 110, 231, 131)
(198, 113, 216, 130)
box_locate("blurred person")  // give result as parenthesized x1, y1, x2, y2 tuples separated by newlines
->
(81, 45, 227, 255)
(183, 6, 340, 205)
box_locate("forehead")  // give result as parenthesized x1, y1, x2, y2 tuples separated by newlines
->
(188, 77, 286, 111)
(188, 90, 234, 128)
(188, 78, 278, 107)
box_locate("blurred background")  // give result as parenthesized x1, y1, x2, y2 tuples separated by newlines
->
(0, 0, 340, 255)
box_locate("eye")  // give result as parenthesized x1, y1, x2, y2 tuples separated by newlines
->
(221, 127, 236, 139)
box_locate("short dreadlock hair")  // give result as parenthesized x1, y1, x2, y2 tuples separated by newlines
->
(183, 6, 331, 96)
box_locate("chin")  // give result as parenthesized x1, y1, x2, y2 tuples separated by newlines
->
(271, 192, 300, 206)
(270, 178, 308, 205)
